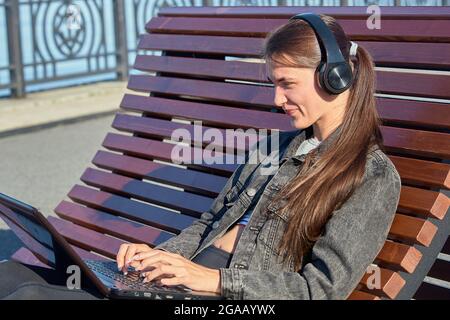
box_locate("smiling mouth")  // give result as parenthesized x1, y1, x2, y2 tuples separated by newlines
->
(285, 110, 297, 116)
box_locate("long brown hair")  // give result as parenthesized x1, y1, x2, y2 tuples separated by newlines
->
(262, 14, 384, 271)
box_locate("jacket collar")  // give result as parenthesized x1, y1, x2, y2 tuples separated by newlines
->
(280, 124, 344, 165)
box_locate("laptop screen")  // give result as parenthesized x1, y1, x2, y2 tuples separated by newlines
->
(0, 193, 56, 267)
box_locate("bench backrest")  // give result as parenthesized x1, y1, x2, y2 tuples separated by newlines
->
(5, 6, 450, 300)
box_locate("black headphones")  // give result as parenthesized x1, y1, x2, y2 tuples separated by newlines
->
(289, 13, 353, 95)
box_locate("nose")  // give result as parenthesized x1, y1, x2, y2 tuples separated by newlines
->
(273, 86, 287, 109)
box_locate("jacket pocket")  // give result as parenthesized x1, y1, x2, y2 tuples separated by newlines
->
(257, 214, 297, 271)
(256, 213, 285, 256)
(225, 181, 245, 206)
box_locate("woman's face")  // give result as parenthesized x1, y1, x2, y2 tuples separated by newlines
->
(266, 62, 339, 130)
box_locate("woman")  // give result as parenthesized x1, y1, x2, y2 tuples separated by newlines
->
(115, 14, 401, 300)
(0, 13, 401, 300)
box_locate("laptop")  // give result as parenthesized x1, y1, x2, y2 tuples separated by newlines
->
(0, 193, 223, 300)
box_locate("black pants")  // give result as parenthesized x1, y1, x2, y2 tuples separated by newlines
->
(0, 245, 233, 300)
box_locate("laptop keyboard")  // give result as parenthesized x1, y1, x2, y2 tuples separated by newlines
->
(85, 259, 192, 293)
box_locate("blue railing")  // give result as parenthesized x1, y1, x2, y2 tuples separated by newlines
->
(0, 0, 448, 98)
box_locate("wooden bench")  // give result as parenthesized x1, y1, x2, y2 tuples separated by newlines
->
(1, 6, 450, 300)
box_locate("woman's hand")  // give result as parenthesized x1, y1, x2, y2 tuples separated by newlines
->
(132, 250, 221, 294)
(116, 243, 156, 274)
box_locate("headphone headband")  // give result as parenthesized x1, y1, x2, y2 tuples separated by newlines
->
(289, 13, 346, 64)
(288, 13, 353, 95)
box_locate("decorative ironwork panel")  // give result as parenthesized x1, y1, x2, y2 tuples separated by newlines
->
(19, 0, 118, 89)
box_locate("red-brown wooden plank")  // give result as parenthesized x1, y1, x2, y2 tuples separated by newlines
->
(138, 34, 450, 69)
(128, 74, 274, 108)
(55, 201, 174, 246)
(112, 113, 260, 153)
(120, 93, 292, 131)
(377, 98, 450, 134)
(382, 126, 450, 160)
(347, 290, 381, 300)
(147, 17, 450, 43)
(359, 267, 405, 299)
(159, 6, 450, 20)
(398, 187, 449, 220)
(389, 156, 450, 190)
(48, 217, 123, 259)
(376, 72, 450, 100)
(102, 132, 240, 176)
(92, 150, 228, 197)
(389, 213, 437, 247)
(80, 168, 213, 216)
(376, 240, 422, 274)
(66, 185, 194, 233)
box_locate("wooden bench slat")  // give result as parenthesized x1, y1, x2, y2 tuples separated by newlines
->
(399, 187, 450, 220)
(102, 132, 240, 176)
(112, 113, 260, 153)
(48, 216, 123, 259)
(55, 201, 174, 246)
(376, 72, 450, 100)
(390, 156, 450, 190)
(147, 17, 450, 43)
(134, 55, 268, 83)
(72, 246, 109, 261)
(66, 185, 194, 234)
(120, 93, 292, 130)
(80, 168, 213, 217)
(389, 213, 437, 247)
(382, 126, 450, 160)
(376, 240, 422, 274)
(359, 267, 406, 299)
(377, 97, 450, 135)
(347, 290, 381, 300)
(127, 74, 274, 108)
(92, 150, 227, 197)
(12, 244, 113, 268)
(159, 6, 450, 20)
(138, 35, 450, 70)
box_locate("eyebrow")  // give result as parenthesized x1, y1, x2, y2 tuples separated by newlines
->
(267, 76, 295, 83)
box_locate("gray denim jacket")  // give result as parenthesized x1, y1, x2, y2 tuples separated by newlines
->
(155, 125, 402, 300)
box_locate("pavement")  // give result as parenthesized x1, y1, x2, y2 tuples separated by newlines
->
(0, 81, 129, 138)
(0, 80, 135, 261)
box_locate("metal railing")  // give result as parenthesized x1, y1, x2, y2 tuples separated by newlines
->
(0, 0, 448, 98)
